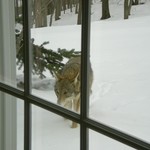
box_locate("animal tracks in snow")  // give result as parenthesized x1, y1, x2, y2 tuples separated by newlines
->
(94, 81, 114, 97)
(90, 81, 115, 106)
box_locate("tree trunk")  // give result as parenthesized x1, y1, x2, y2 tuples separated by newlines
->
(132, 0, 139, 5)
(75, 0, 78, 14)
(101, 0, 111, 20)
(42, 5, 47, 26)
(124, 0, 128, 19)
(49, 1, 55, 26)
(128, 0, 132, 15)
(70, 0, 73, 12)
(55, 0, 61, 21)
(34, 0, 42, 27)
(15, 0, 19, 19)
(124, 0, 131, 19)
(77, 0, 82, 24)
(62, 0, 67, 14)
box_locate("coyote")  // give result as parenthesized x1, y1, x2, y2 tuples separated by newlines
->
(54, 56, 93, 128)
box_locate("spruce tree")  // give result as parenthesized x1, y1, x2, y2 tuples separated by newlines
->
(16, 32, 81, 78)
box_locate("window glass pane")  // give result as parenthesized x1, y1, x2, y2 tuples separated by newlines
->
(0, 0, 24, 90)
(32, 105, 80, 150)
(89, 129, 135, 150)
(30, 1, 81, 111)
(89, 1, 150, 143)
(0, 92, 24, 150)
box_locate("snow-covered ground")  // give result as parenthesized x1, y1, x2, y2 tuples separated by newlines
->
(17, 1, 150, 150)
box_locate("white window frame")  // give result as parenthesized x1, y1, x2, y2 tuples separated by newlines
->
(0, 0, 17, 150)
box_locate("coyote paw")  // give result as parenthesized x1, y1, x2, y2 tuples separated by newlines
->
(71, 122, 78, 128)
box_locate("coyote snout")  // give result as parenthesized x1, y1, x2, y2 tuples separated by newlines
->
(54, 56, 93, 128)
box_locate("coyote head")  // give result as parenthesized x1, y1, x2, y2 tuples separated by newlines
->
(54, 73, 80, 107)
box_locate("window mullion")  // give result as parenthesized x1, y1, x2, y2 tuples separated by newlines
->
(80, 0, 91, 150)
(22, 0, 32, 150)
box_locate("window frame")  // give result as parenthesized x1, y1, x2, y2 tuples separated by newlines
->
(0, 0, 150, 150)
(0, 0, 17, 149)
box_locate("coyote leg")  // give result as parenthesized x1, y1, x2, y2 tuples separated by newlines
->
(71, 122, 78, 128)
(64, 101, 72, 110)
(71, 94, 80, 128)
(64, 101, 72, 120)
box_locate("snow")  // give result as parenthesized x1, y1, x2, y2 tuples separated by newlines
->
(17, 1, 150, 150)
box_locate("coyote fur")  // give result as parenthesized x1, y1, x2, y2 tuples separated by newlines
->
(54, 56, 93, 128)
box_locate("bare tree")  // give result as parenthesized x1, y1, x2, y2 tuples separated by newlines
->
(32, 0, 83, 26)
(124, 0, 132, 19)
(77, 0, 82, 24)
(75, 0, 79, 14)
(34, 0, 52, 27)
(55, 0, 62, 21)
(15, 0, 19, 19)
(101, 0, 111, 20)
(48, 1, 55, 26)
(132, 0, 139, 5)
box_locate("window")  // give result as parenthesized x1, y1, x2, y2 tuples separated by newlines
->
(0, 0, 150, 150)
